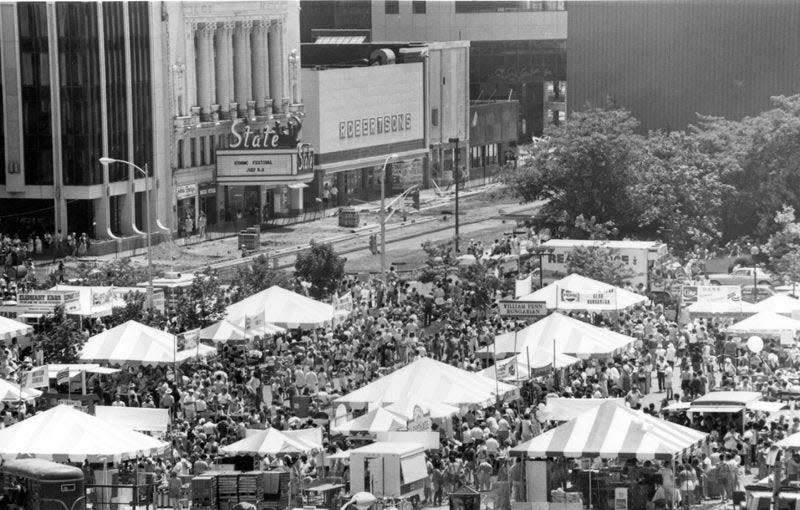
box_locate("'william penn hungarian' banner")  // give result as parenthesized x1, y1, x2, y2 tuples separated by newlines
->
(558, 288, 616, 306)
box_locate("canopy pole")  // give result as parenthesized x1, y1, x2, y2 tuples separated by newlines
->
(670, 456, 675, 510)
(588, 466, 593, 509)
(493, 336, 500, 404)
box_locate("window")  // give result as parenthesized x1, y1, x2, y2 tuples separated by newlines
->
(209, 135, 216, 164)
(412, 1, 426, 14)
(200, 136, 207, 166)
(470, 146, 482, 168)
(104, 1, 127, 182)
(190, 138, 197, 167)
(431, 108, 439, 126)
(177, 139, 184, 169)
(486, 144, 498, 165)
(385, 0, 399, 14)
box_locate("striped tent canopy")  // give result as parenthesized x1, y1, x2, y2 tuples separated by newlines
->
(0, 379, 42, 403)
(330, 408, 407, 435)
(219, 427, 322, 456)
(511, 401, 706, 461)
(0, 316, 32, 341)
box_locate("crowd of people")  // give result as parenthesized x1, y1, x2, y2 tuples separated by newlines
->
(1, 242, 799, 510)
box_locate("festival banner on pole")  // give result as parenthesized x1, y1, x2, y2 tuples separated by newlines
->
(23, 365, 49, 389)
(335, 292, 354, 314)
(515, 274, 533, 298)
(558, 288, 617, 307)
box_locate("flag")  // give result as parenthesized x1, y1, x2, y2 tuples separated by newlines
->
(56, 367, 71, 386)
(23, 366, 49, 389)
(515, 274, 532, 298)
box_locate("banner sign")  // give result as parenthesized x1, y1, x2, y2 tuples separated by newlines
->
(177, 328, 201, 349)
(17, 291, 80, 313)
(558, 288, 616, 306)
(335, 292, 353, 314)
(91, 288, 112, 307)
(681, 285, 741, 304)
(244, 313, 265, 332)
(498, 300, 547, 318)
(495, 357, 518, 380)
(515, 275, 532, 298)
(23, 365, 49, 389)
(407, 405, 432, 432)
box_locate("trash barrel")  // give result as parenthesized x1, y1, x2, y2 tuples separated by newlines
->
(338, 207, 360, 228)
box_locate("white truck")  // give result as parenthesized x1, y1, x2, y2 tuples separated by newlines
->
(349, 442, 428, 502)
(539, 239, 667, 290)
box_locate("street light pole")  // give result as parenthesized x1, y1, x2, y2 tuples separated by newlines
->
(100, 157, 154, 310)
(750, 246, 759, 303)
(449, 137, 460, 254)
(380, 154, 398, 284)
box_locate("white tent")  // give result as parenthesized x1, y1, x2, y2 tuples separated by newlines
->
(519, 273, 648, 311)
(477, 312, 636, 359)
(330, 408, 407, 435)
(0, 316, 32, 341)
(686, 300, 756, 315)
(0, 404, 168, 462)
(80, 320, 210, 366)
(226, 286, 334, 329)
(480, 351, 580, 381)
(725, 311, 800, 343)
(753, 294, 800, 315)
(383, 401, 460, 420)
(334, 357, 518, 407)
(0, 378, 41, 402)
(537, 397, 625, 422)
(220, 427, 322, 456)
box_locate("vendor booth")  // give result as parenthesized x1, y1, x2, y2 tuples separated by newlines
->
(349, 442, 427, 502)
(0, 378, 42, 402)
(93, 406, 170, 435)
(0, 404, 168, 462)
(511, 401, 706, 510)
(477, 313, 636, 360)
(537, 397, 625, 422)
(334, 357, 518, 409)
(226, 285, 335, 329)
(219, 427, 322, 457)
(685, 299, 756, 319)
(480, 351, 581, 382)
(725, 311, 800, 345)
(753, 294, 800, 316)
(518, 274, 648, 312)
(0, 315, 32, 341)
(330, 407, 407, 436)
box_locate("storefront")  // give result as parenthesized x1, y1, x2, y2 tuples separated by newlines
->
(301, 62, 427, 207)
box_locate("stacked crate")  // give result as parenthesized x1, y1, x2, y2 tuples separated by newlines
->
(258, 470, 290, 510)
(216, 473, 241, 510)
(238, 472, 261, 505)
(191, 475, 218, 510)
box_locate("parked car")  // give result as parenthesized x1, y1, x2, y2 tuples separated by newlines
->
(741, 284, 776, 303)
(707, 267, 777, 286)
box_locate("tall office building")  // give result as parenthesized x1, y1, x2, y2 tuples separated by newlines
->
(0, 1, 166, 242)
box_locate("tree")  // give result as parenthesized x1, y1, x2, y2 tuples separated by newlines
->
(39, 306, 85, 363)
(294, 241, 345, 299)
(506, 107, 648, 236)
(107, 291, 167, 328)
(565, 246, 636, 287)
(173, 267, 227, 329)
(70, 258, 153, 287)
(692, 95, 800, 240)
(230, 255, 292, 302)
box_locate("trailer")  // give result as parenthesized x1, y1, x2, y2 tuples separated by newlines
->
(349, 442, 427, 502)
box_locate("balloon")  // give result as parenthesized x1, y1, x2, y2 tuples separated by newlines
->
(747, 335, 764, 354)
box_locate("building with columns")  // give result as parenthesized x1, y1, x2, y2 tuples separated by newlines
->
(166, 1, 307, 234)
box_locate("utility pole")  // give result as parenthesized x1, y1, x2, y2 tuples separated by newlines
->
(449, 137, 460, 254)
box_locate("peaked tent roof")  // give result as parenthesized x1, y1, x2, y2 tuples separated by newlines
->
(383, 401, 460, 420)
(330, 408, 407, 435)
(519, 273, 647, 311)
(334, 357, 517, 407)
(0, 405, 169, 462)
(753, 294, 800, 315)
(0, 378, 42, 402)
(199, 320, 247, 343)
(219, 427, 321, 456)
(725, 311, 800, 339)
(226, 286, 334, 329)
(477, 312, 636, 359)
(510, 401, 706, 461)
(686, 300, 756, 315)
(0, 315, 32, 341)
(80, 321, 209, 366)
(538, 397, 626, 422)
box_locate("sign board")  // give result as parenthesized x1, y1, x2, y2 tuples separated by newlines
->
(17, 291, 80, 313)
(614, 487, 628, 510)
(681, 285, 741, 304)
(216, 151, 296, 183)
(407, 405, 432, 432)
(23, 366, 48, 389)
(175, 183, 198, 200)
(558, 288, 616, 307)
(498, 300, 547, 318)
(91, 288, 112, 307)
(335, 292, 353, 314)
(515, 275, 533, 298)
(495, 357, 518, 380)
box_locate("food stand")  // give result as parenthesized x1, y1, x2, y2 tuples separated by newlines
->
(511, 401, 706, 510)
(349, 442, 427, 503)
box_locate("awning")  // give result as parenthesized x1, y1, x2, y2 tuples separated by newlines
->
(315, 35, 367, 44)
(400, 453, 428, 483)
(287, 183, 308, 189)
(688, 405, 744, 414)
(746, 401, 786, 413)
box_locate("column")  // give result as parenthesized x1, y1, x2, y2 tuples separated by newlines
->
(185, 23, 197, 112)
(215, 22, 234, 119)
(289, 186, 304, 214)
(251, 19, 271, 115)
(268, 20, 284, 113)
(233, 20, 253, 117)
(195, 22, 216, 120)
